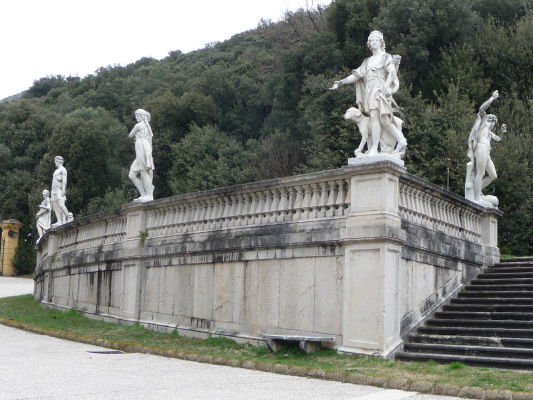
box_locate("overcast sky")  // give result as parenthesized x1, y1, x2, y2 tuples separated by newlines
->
(0, 0, 332, 100)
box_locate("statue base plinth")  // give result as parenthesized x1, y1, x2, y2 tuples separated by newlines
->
(348, 154, 404, 167)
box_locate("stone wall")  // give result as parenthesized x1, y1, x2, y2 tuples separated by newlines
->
(34, 161, 501, 357)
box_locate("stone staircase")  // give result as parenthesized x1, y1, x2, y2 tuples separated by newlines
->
(396, 257, 533, 369)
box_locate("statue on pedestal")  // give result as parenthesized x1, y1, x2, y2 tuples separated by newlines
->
(330, 31, 407, 161)
(465, 90, 505, 208)
(36, 189, 51, 240)
(128, 109, 155, 203)
(51, 156, 72, 226)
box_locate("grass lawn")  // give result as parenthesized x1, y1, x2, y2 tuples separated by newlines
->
(1, 295, 532, 394)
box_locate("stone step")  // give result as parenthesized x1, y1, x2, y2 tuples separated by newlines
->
(444, 303, 533, 312)
(427, 318, 533, 329)
(471, 278, 533, 285)
(403, 343, 533, 359)
(489, 266, 533, 273)
(418, 326, 533, 338)
(451, 297, 533, 305)
(497, 257, 533, 264)
(458, 290, 533, 298)
(396, 351, 533, 370)
(435, 311, 533, 321)
(478, 272, 533, 279)
(408, 334, 533, 348)
(465, 284, 533, 291)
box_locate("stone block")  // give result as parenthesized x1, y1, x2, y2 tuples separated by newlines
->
(313, 256, 342, 334)
(256, 260, 280, 328)
(279, 258, 315, 332)
(158, 267, 176, 316)
(192, 264, 214, 320)
(213, 262, 234, 323)
(173, 265, 194, 317)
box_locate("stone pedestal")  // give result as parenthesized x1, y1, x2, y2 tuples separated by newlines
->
(480, 209, 500, 266)
(340, 163, 406, 357)
(0, 220, 23, 276)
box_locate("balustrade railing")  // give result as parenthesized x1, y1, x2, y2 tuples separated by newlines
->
(399, 177, 482, 243)
(41, 167, 488, 259)
(145, 177, 350, 239)
(56, 214, 127, 254)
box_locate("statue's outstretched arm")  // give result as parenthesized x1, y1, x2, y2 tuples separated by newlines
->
(479, 90, 499, 116)
(329, 74, 359, 90)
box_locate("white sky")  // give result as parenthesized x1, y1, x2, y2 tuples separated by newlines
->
(0, 0, 332, 100)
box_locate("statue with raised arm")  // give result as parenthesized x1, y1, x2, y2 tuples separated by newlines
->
(465, 90, 505, 208)
(128, 109, 155, 203)
(51, 156, 72, 226)
(36, 189, 51, 240)
(330, 31, 407, 159)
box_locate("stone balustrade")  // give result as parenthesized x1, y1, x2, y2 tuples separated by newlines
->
(34, 161, 501, 358)
(399, 175, 482, 244)
(56, 214, 127, 255)
(144, 176, 350, 239)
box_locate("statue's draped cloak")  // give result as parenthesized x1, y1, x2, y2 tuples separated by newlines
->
(130, 121, 155, 172)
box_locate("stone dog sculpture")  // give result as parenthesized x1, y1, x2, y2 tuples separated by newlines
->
(344, 106, 405, 158)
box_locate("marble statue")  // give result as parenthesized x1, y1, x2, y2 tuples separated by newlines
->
(36, 189, 51, 240)
(330, 31, 407, 160)
(128, 109, 155, 203)
(51, 156, 72, 226)
(465, 90, 505, 208)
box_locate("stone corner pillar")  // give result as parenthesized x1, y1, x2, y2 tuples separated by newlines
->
(0, 220, 23, 277)
(339, 162, 406, 358)
(479, 208, 501, 266)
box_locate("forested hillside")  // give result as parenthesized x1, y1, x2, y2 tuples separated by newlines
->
(1, 0, 532, 273)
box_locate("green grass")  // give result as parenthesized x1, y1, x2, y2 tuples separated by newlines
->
(1, 295, 532, 393)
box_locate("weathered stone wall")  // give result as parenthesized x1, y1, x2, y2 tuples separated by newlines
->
(34, 161, 501, 357)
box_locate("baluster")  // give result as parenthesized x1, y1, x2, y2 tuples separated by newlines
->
(310, 183, 321, 219)
(335, 180, 346, 216)
(286, 187, 296, 221)
(325, 181, 337, 217)
(254, 191, 265, 225)
(277, 187, 288, 222)
(227, 194, 238, 227)
(292, 185, 304, 221)
(302, 185, 313, 219)
(317, 181, 328, 218)
(205, 199, 215, 230)
(269, 188, 280, 223)
(260, 190, 272, 224)
(233, 193, 245, 226)
(219, 196, 230, 228)
(248, 192, 260, 226)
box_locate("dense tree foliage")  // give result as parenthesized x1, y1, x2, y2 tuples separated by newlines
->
(1, 0, 532, 273)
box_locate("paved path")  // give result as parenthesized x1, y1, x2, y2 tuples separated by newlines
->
(0, 276, 34, 297)
(0, 277, 464, 400)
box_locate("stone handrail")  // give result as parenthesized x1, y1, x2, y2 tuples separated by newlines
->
(144, 175, 350, 239)
(56, 214, 127, 255)
(399, 175, 483, 244)
(39, 165, 496, 259)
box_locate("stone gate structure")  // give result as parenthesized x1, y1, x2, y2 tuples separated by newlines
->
(34, 161, 500, 357)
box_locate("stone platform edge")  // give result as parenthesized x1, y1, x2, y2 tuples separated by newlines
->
(1, 317, 530, 400)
